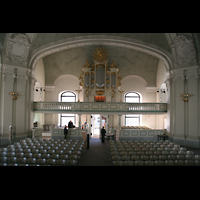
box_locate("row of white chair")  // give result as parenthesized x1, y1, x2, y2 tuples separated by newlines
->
(0, 138, 86, 166)
(112, 160, 200, 166)
(110, 151, 196, 157)
(0, 150, 82, 158)
(111, 154, 200, 161)
(109, 140, 200, 166)
(1, 158, 78, 166)
(109, 139, 172, 144)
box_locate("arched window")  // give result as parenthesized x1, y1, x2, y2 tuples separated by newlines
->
(60, 91, 76, 127)
(125, 92, 141, 126)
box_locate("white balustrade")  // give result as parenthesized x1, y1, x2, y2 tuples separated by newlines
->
(34, 102, 167, 114)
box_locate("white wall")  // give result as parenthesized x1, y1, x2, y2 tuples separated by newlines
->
(45, 74, 81, 127)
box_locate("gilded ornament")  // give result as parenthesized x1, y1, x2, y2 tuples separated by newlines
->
(92, 46, 109, 62)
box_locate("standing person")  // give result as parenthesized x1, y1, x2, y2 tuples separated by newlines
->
(64, 125, 68, 139)
(101, 126, 106, 143)
(68, 120, 73, 128)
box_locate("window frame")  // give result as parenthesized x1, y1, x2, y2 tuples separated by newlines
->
(125, 92, 141, 126)
(60, 91, 76, 126)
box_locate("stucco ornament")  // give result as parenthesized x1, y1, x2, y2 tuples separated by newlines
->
(6, 33, 31, 65)
(172, 34, 196, 66)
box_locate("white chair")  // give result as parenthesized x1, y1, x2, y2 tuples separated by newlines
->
(134, 160, 144, 166)
(120, 152, 128, 156)
(111, 156, 122, 161)
(167, 155, 176, 160)
(7, 148, 15, 152)
(174, 160, 184, 166)
(165, 160, 174, 166)
(134, 148, 141, 152)
(184, 160, 195, 166)
(153, 151, 162, 156)
(0, 157, 7, 163)
(66, 160, 78, 166)
(42, 154, 51, 159)
(194, 160, 200, 166)
(155, 160, 165, 166)
(141, 147, 148, 151)
(0, 152, 7, 157)
(37, 158, 47, 165)
(57, 159, 67, 166)
(149, 155, 158, 161)
(73, 151, 82, 157)
(176, 155, 185, 160)
(186, 151, 194, 155)
(145, 161, 154, 166)
(7, 152, 15, 157)
(33, 153, 42, 159)
(122, 156, 131, 161)
(170, 150, 178, 155)
(178, 151, 186, 155)
(60, 154, 69, 160)
(48, 150, 55, 155)
(136, 151, 145, 156)
(194, 155, 200, 160)
(24, 149, 31, 153)
(179, 147, 187, 151)
(158, 155, 167, 161)
(149, 148, 156, 151)
(47, 159, 57, 165)
(126, 148, 134, 152)
(162, 151, 169, 156)
(32, 149, 40, 154)
(51, 154, 60, 160)
(0, 148, 7, 152)
(15, 152, 24, 158)
(185, 155, 194, 160)
(124, 161, 134, 166)
(140, 155, 149, 161)
(145, 151, 153, 156)
(128, 151, 137, 156)
(7, 157, 17, 163)
(27, 158, 37, 164)
(24, 153, 33, 158)
(68, 155, 79, 160)
(17, 157, 27, 164)
(131, 155, 140, 161)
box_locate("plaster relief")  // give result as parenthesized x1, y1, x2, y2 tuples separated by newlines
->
(172, 34, 197, 66)
(6, 33, 31, 65)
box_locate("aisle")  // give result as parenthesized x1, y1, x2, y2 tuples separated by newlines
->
(79, 138, 112, 166)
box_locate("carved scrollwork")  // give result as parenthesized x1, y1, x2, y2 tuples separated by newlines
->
(172, 34, 197, 66)
(6, 33, 31, 65)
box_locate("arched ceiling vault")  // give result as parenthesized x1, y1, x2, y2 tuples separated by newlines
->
(29, 34, 174, 73)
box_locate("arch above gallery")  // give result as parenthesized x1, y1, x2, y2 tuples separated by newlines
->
(29, 35, 173, 74)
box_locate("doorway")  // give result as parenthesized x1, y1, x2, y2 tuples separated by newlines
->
(92, 114, 100, 138)
(91, 114, 108, 138)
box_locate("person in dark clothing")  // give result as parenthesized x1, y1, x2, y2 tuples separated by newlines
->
(64, 125, 68, 139)
(68, 121, 73, 128)
(101, 126, 106, 143)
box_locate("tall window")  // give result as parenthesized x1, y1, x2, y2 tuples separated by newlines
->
(60, 91, 76, 126)
(125, 92, 141, 126)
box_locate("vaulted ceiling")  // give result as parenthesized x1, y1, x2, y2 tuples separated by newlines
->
(1, 33, 199, 87)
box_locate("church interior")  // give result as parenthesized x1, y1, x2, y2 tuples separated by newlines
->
(0, 33, 200, 166)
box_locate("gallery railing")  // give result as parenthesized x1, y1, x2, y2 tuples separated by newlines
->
(34, 102, 167, 114)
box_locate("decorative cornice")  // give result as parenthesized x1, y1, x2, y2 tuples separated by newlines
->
(171, 65, 199, 81)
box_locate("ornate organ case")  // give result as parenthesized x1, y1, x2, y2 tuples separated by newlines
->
(79, 46, 121, 102)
